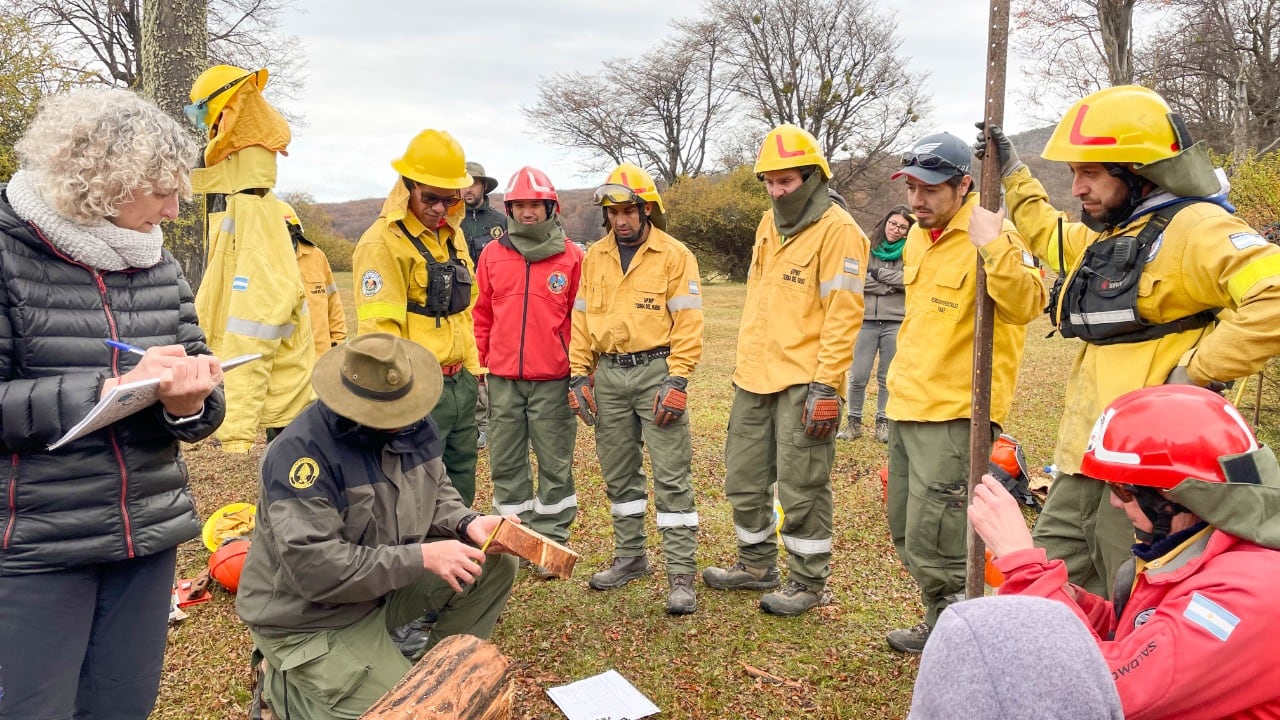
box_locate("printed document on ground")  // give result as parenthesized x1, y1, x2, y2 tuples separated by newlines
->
(48, 354, 260, 451)
(546, 669, 659, 720)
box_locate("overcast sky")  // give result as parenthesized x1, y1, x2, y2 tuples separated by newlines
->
(272, 0, 1045, 202)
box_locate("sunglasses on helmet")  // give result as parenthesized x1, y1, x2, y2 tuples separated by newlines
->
(183, 73, 255, 131)
(592, 183, 642, 207)
(899, 151, 968, 176)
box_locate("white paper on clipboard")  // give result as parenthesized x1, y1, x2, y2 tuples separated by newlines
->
(47, 354, 260, 451)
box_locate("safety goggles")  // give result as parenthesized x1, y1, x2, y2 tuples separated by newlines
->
(182, 73, 255, 131)
(419, 191, 462, 209)
(899, 151, 967, 176)
(592, 183, 641, 207)
(1107, 483, 1138, 503)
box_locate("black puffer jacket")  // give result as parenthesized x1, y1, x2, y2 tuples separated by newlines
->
(0, 188, 225, 575)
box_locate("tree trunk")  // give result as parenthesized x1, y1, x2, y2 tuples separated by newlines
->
(360, 635, 513, 720)
(141, 0, 208, 292)
(1098, 0, 1136, 85)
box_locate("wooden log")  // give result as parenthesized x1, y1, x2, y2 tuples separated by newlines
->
(490, 520, 579, 579)
(360, 634, 512, 720)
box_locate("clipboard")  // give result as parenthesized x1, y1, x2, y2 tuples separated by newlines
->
(47, 353, 260, 450)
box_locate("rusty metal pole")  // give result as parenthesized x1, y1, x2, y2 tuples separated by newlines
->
(966, 0, 1011, 600)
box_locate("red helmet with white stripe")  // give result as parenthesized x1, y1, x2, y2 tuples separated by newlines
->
(1080, 385, 1259, 490)
(504, 166, 559, 214)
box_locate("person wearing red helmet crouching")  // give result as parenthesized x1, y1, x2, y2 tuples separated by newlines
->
(473, 167, 583, 568)
(969, 384, 1280, 720)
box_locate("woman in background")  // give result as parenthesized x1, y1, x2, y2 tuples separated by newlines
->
(0, 87, 225, 718)
(839, 205, 912, 442)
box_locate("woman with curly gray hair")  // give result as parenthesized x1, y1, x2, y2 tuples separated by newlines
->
(0, 86, 227, 718)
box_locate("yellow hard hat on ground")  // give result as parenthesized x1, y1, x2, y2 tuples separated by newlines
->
(755, 124, 832, 179)
(186, 64, 268, 131)
(392, 129, 472, 189)
(202, 502, 256, 552)
(1042, 85, 1181, 165)
(597, 163, 665, 214)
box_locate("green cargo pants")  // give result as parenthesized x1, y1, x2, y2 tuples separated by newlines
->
(487, 375, 578, 544)
(432, 369, 479, 507)
(593, 356, 698, 574)
(887, 419, 995, 627)
(251, 552, 517, 720)
(1031, 472, 1134, 598)
(722, 384, 834, 589)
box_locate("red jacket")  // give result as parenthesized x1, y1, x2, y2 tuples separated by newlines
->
(474, 238, 582, 381)
(996, 531, 1280, 720)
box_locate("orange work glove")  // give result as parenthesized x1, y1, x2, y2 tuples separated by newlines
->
(802, 382, 841, 439)
(568, 375, 597, 426)
(652, 376, 688, 427)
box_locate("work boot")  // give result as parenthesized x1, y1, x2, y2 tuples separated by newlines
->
(665, 573, 697, 615)
(390, 613, 437, 661)
(702, 561, 781, 590)
(759, 580, 831, 616)
(588, 555, 651, 590)
(875, 418, 890, 443)
(836, 421, 862, 441)
(886, 622, 932, 654)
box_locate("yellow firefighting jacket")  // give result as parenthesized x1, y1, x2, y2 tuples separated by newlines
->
(570, 226, 703, 379)
(193, 145, 316, 453)
(352, 181, 481, 373)
(1005, 165, 1280, 473)
(885, 193, 1046, 425)
(297, 240, 346, 358)
(733, 204, 868, 395)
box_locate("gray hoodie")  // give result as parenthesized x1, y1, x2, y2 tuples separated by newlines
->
(908, 595, 1123, 720)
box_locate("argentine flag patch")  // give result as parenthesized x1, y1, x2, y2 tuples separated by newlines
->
(1230, 232, 1267, 251)
(688, 280, 700, 295)
(843, 258, 860, 275)
(232, 276, 250, 292)
(1183, 592, 1239, 641)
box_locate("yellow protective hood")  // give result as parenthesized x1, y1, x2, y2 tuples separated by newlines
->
(204, 82, 290, 167)
(192, 145, 279, 195)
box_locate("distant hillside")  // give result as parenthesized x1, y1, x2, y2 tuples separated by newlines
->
(318, 127, 1077, 243)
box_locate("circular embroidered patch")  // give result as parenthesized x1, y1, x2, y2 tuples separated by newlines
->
(289, 457, 320, 489)
(489, 225, 505, 239)
(547, 271, 568, 294)
(361, 270, 383, 297)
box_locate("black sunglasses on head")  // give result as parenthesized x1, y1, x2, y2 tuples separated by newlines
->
(900, 152, 968, 175)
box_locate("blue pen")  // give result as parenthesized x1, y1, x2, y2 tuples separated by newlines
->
(103, 339, 147, 357)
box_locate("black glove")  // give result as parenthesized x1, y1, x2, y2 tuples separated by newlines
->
(973, 122, 1024, 177)
(652, 376, 688, 427)
(802, 383, 841, 440)
(568, 375, 597, 426)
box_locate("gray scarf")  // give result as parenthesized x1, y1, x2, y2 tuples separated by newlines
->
(7, 170, 166, 271)
(770, 172, 833, 239)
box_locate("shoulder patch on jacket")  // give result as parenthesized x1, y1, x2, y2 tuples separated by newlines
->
(1183, 591, 1239, 641)
(232, 276, 249, 292)
(1230, 232, 1267, 251)
(843, 258, 860, 275)
(289, 457, 320, 489)
(688, 280, 700, 295)
(361, 270, 383, 297)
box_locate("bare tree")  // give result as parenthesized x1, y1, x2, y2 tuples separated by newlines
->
(1011, 0, 1155, 116)
(1142, 0, 1280, 154)
(710, 0, 928, 190)
(524, 24, 734, 184)
(142, 0, 207, 289)
(0, 12, 88, 181)
(10, 0, 302, 104)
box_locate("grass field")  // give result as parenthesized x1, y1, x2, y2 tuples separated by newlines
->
(153, 275, 1275, 719)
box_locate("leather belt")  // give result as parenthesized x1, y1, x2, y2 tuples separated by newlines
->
(440, 362, 464, 377)
(603, 347, 671, 369)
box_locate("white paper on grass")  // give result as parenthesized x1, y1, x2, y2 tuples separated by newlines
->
(47, 354, 261, 451)
(546, 669, 659, 720)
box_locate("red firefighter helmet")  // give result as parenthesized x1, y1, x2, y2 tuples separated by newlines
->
(504, 166, 559, 215)
(209, 538, 251, 593)
(1080, 385, 1259, 490)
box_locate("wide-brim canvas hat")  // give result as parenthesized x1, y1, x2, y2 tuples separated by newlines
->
(312, 333, 443, 429)
(466, 161, 500, 195)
